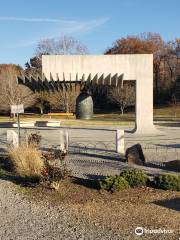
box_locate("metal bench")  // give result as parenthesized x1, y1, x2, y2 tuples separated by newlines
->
(47, 113, 74, 119)
(35, 120, 61, 127)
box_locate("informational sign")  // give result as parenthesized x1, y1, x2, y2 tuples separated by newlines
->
(11, 104, 24, 114)
(11, 104, 24, 144)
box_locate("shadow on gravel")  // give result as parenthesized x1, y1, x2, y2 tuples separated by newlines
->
(68, 151, 124, 162)
(152, 197, 180, 212)
(72, 177, 100, 190)
(155, 143, 180, 148)
(145, 158, 180, 173)
(0, 154, 39, 187)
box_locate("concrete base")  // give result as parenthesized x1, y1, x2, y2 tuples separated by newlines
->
(12, 121, 61, 128)
(132, 125, 163, 136)
(13, 121, 35, 127)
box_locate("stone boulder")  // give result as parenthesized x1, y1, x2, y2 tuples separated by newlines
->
(125, 144, 145, 166)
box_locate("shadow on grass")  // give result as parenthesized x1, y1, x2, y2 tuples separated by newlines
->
(152, 198, 180, 212)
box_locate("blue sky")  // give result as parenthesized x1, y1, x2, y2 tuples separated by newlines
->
(0, 0, 179, 67)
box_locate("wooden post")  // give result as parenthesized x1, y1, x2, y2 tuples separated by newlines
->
(17, 113, 21, 145)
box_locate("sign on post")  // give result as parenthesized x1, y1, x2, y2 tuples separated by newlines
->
(11, 104, 24, 114)
(11, 104, 24, 145)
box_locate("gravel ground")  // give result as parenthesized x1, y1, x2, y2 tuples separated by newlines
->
(0, 179, 180, 240)
(0, 179, 125, 240)
(65, 154, 180, 179)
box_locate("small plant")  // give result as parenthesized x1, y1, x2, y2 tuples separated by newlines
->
(99, 175, 129, 192)
(28, 132, 41, 148)
(154, 174, 180, 191)
(8, 145, 44, 181)
(120, 169, 148, 187)
(41, 148, 71, 189)
(42, 148, 66, 163)
(41, 163, 70, 182)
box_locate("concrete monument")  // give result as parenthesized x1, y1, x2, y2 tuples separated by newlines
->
(42, 54, 157, 135)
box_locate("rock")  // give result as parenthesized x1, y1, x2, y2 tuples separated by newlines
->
(125, 144, 145, 166)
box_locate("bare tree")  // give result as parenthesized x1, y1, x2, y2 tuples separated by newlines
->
(24, 35, 88, 113)
(34, 92, 50, 114)
(0, 64, 35, 113)
(25, 35, 88, 77)
(108, 83, 135, 115)
(36, 35, 88, 56)
(47, 85, 80, 113)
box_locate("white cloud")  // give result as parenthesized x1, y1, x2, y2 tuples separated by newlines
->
(0, 16, 109, 49)
(0, 16, 76, 23)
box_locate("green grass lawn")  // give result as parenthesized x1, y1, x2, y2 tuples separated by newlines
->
(0, 106, 179, 126)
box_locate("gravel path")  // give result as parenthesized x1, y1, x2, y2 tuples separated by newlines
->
(1, 179, 179, 240)
(0, 179, 122, 240)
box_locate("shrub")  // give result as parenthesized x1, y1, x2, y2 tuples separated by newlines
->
(41, 164, 70, 182)
(99, 175, 129, 192)
(28, 132, 41, 148)
(41, 148, 71, 189)
(42, 148, 67, 163)
(154, 174, 180, 191)
(120, 169, 148, 187)
(8, 145, 44, 180)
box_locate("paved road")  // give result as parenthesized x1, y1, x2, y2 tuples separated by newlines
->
(1, 125, 180, 164)
(0, 125, 180, 148)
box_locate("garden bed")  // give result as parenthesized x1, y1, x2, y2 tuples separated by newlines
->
(0, 152, 180, 239)
(17, 179, 180, 239)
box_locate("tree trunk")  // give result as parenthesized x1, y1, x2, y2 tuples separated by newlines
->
(120, 106, 124, 115)
(40, 106, 43, 115)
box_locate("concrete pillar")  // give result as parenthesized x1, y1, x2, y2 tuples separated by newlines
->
(134, 75, 159, 135)
(59, 130, 69, 153)
(64, 131, 69, 152)
(7, 130, 19, 148)
(116, 129, 125, 155)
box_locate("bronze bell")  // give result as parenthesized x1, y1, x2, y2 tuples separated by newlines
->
(76, 92, 93, 119)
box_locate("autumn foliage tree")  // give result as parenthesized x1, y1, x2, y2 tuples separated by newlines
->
(105, 32, 180, 105)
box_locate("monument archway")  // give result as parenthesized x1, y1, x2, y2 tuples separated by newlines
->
(17, 54, 158, 135)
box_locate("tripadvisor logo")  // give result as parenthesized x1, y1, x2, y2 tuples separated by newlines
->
(135, 227, 144, 236)
(135, 227, 174, 236)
